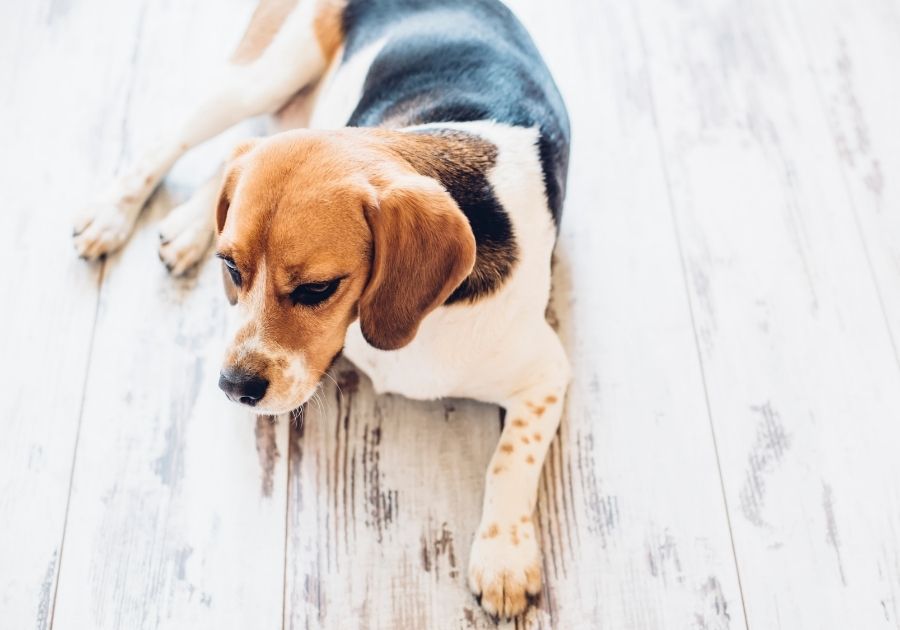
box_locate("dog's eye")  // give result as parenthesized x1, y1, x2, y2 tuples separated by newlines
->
(290, 279, 340, 306)
(218, 255, 242, 287)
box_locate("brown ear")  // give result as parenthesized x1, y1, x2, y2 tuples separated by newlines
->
(215, 139, 260, 233)
(359, 175, 476, 350)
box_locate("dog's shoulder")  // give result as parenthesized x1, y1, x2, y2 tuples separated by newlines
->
(337, 0, 571, 226)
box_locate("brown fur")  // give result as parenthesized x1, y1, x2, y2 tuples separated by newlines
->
(221, 263, 238, 305)
(313, 0, 345, 60)
(359, 175, 476, 349)
(387, 130, 518, 303)
(482, 524, 500, 539)
(214, 128, 480, 407)
(231, 0, 344, 65)
(230, 0, 300, 64)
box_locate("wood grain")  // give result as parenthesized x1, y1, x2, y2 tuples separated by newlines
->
(2, 0, 900, 629)
(635, 0, 900, 627)
(0, 1, 144, 627)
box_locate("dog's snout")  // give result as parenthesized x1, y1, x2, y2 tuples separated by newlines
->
(218, 368, 269, 406)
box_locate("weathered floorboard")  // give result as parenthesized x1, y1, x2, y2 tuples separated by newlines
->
(0, 1, 146, 627)
(282, 0, 747, 628)
(4, 0, 900, 629)
(45, 1, 289, 629)
(635, 0, 900, 627)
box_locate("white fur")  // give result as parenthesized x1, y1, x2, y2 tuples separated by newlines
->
(342, 121, 570, 618)
(308, 38, 389, 130)
(76, 7, 570, 619)
(223, 257, 315, 415)
(74, 0, 326, 260)
(158, 175, 219, 275)
(343, 121, 562, 404)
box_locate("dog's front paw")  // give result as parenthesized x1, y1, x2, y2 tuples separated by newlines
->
(468, 518, 541, 620)
(158, 198, 213, 276)
(73, 195, 143, 260)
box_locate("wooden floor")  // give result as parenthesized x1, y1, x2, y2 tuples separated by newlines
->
(2, 0, 900, 628)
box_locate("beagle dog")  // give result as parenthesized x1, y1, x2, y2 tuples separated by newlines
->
(73, 0, 570, 620)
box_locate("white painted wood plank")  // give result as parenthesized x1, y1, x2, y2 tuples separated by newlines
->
(0, 1, 147, 627)
(285, 371, 502, 629)
(512, 1, 746, 628)
(284, 1, 747, 628)
(635, 0, 900, 628)
(51, 239, 289, 629)
(46, 1, 289, 629)
(789, 0, 900, 374)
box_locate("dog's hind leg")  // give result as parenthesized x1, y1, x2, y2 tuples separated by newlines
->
(468, 322, 571, 620)
(73, 0, 344, 261)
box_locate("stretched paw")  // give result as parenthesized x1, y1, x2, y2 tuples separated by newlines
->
(73, 195, 144, 260)
(158, 198, 214, 276)
(468, 518, 541, 620)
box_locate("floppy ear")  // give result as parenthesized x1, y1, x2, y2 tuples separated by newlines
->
(216, 138, 260, 234)
(359, 175, 476, 350)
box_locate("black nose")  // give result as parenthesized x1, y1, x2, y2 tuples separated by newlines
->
(218, 368, 269, 406)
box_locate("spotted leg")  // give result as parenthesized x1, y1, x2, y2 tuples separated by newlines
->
(468, 322, 570, 620)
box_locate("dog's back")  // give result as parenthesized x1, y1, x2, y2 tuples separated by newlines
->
(339, 0, 570, 222)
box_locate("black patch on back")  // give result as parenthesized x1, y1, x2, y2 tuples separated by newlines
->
(340, 0, 570, 299)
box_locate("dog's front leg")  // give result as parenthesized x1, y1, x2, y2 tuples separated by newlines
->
(468, 325, 570, 620)
(156, 172, 220, 275)
(73, 0, 338, 261)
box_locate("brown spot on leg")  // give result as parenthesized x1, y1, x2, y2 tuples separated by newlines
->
(545, 395, 558, 404)
(533, 432, 542, 441)
(499, 443, 514, 454)
(511, 418, 527, 428)
(520, 515, 530, 523)
(510, 524, 520, 546)
(520, 436, 530, 445)
(526, 454, 535, 464)
(526, 401, 546, 416)
(492, 465, 505, 475)
(481, 523, 500, 539)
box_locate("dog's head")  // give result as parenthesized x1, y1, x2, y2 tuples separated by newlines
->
(214, 130, 476, 414)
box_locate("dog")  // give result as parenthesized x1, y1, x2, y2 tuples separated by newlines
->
(73, 0, 570, 620)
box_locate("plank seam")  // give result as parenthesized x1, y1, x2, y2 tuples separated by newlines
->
(47, 262, 106, 630)
(786, 0, 900, 377)
(281, 417, 291, 630)
(48, 4, 148, 625)
(630, 4, 752, 628)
